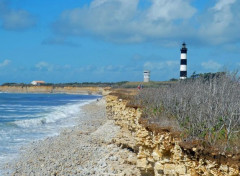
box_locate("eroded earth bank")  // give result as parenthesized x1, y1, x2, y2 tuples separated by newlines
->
(106, 93, 240, 176)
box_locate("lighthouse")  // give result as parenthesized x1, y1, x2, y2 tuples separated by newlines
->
(180, 42, 187, 80)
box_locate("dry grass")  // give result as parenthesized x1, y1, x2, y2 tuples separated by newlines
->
(133, 72, 240, 153)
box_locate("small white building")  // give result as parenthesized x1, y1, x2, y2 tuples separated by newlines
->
(143, 71, 150, 82)
(31, 81, 45, 86)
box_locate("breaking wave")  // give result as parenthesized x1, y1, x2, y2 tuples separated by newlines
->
(13, 100, 93, 128)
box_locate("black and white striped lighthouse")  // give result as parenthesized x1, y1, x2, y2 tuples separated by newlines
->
(180, 42, 187, 80)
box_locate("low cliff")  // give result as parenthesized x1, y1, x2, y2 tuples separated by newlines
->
(106, 94, 240, 176)
(0, 86, 110, 95)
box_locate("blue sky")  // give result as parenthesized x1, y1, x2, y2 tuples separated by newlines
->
(0, 0, 239, 84)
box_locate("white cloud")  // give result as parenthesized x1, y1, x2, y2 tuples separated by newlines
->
(0, 0, 36, 31)
(146, 0, 196, 21)
(201, 60, 222, 71)
(0, 59, 11, 67)
(213, 0, 236, 11)
(2, 10, 36, 30)
(199, 0, 240, 44)
(53, 0, 197, 43)
(35, 62, 53, 71)
(77, 64, 125, 73)
(51, 0, 240, 46)
(144, 60, 178, 70)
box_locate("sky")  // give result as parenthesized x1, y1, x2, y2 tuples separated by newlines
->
(0, 0, 240, 84)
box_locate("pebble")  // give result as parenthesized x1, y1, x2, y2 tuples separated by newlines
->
(4, 98, 140, 176)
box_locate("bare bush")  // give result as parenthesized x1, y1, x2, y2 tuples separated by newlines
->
(135, 72, 240, 153)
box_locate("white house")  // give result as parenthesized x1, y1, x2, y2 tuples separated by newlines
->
(31, 81, 45, 86)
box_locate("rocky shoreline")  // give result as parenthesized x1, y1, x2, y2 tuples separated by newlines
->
(4, 98, 140, 176)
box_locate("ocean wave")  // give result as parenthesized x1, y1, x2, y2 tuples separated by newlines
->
(0, 104, 48, 108)
(0, 106, 52, 113)
(0, 114, 42, 119)
(4, 109, 18, 112)
(13, 100, 94, 128)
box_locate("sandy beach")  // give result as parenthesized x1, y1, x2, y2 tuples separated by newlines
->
(3, 98, 140, 176)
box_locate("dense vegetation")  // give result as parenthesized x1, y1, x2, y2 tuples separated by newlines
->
(134, 72, 240, 153)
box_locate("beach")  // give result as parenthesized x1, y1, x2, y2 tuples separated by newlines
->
(4, 98, 140, 176)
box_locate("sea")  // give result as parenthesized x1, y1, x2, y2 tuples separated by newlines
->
(0, 92, 100, 173)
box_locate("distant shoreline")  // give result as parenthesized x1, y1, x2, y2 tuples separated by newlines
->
(0, 85, 110, 95)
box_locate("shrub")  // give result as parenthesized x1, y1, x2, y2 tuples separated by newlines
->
(135, 72, 240, 153)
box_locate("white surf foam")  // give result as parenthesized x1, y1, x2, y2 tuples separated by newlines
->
(0, 95, 99, 175)
(13, 99, 94, 128)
